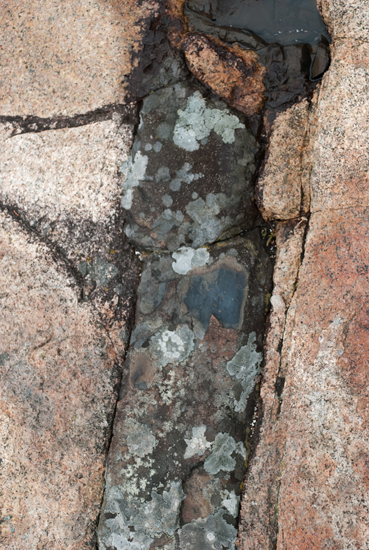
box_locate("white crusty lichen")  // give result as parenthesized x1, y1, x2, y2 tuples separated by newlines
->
(150, 325, 195, 367)
(120, 150, 148, 209)
(179, 509, 237, 549)
(184, 425, 212, 459)
(221, 490, 240, 518)
(226, 332, 262, 412)
(172, 246, 211, 275)
(173, 92, 245, 152)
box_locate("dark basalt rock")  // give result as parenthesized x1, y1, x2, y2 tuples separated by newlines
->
(121, 81, 260, 251)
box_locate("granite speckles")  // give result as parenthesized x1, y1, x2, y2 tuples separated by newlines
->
(238, 0, 369, 546)
(0, 212, 122, 549)
(0, 0, 161, 117)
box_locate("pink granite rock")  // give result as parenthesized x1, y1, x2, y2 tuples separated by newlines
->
(0, 211, 123, 548)
(238, 0, 369, 547)
(0, 0, 161, 117)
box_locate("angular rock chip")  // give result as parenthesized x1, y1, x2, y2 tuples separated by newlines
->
(257, 100, 311, 221)
(0, 211, 122, 549)
(180, 33, 266, 116)
(122, 83, 259, 251)
(98, 232, 272, 550)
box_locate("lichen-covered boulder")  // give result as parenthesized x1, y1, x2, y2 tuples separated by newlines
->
(98, 232, 272, 550)
(121, 83, 259, 251)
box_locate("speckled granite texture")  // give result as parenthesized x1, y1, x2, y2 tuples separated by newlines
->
(238, 0, 369, 547)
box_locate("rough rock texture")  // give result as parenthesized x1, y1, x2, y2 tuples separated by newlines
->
(98, 234, 272, 550)
(236, 219, 307, 549)
(0, 0, 162, 117)
(238, 1, 369, 548)
(122, 82, 259, 251)
(257, 99, 316, 221)
(168, 0, 314, 119)
(0, 212, 122, 549)
(310, 41, 369, 213)
(257, 101, 309, 220)
(0, 94, 139, 549)
(0, 0, 333, 547)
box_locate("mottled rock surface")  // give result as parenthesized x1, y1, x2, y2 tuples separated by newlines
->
(98, 234, 272, 550)
(180, 34, 266, 116)
(122, 82, 259, 251)
(0, 117, 139, 355)
(0, 87, 139, 550)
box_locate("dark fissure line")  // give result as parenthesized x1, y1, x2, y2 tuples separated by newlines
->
(0, 200, 85, 292)
(0, 102, 138, 137)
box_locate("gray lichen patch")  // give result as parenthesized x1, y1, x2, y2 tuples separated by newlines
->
(99, 482, 184, 550)
(184, 425, 212, 458)
(126, 422, 157, 457)
(204, 433, 246, 475)
(120, 151, 148, 210)
(150, 325, 195, 367)
(172, 246, 211, 275)
(226, 332, 263, 412)
(173, 91, 245, 151)
(179, 510, 238, 550)
(120, 82, 259, 251)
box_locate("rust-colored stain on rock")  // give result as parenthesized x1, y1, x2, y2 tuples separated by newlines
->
(180, 33, 265, 116)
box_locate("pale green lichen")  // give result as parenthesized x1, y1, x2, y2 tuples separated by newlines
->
(173, 92, 245, 152)
(121, 151, 148, 209)
(226, 332, 262, 412)
(169, 162, 204, 191)
(100, 482, 184, 550)
(126, 423, 157, 458)
(150, 325, 195, 366)
(179, 509, 237, 549)
(204, 433, 246, 475)
(184, 425, 212, 458)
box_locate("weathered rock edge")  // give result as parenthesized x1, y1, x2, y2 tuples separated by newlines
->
(238, 0, 369, 547)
